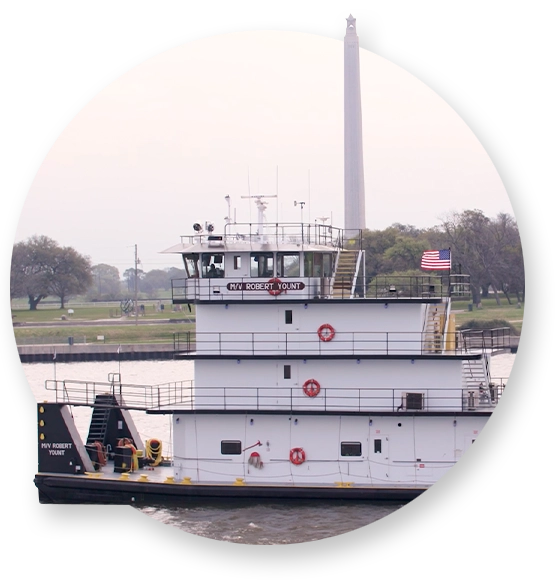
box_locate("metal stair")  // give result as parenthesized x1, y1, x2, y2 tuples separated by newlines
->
(331, 250, 361, 298)
(86, 393, 118, 446)
(422, 304, 444, 353)
(462, 359, 493, 409)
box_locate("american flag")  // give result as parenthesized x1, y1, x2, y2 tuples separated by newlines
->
(421, 249, 451, 270)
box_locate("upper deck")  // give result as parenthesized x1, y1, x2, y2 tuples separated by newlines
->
(163, 221, 470, 303)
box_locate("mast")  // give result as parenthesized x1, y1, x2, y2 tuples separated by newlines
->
(241, 194, 277, 241)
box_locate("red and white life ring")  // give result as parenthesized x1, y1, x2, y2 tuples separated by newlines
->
(248, 451, 263, 469)
(317, 323, 335, 342)
(268, 278, 282, 296)
(303, 378, 320, 398)
(290, 447, 306, 465)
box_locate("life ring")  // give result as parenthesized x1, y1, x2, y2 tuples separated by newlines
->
(122, 443, 138, 472)
(146, 438, 163, 467)
(317, 323, 335, 342)
(303, 379, 320, 398)
(268, 278, 282, 296)
(91, 441, 107, 468)
(248, 451, 263, 469)
(290, 447, 306, 465)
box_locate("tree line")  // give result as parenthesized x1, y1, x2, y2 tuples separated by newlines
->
(360, 210, 524, 305)
(11, 209, 524, 310)
(10, 235, 186, 310)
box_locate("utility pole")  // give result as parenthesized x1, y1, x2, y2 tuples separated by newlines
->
(134, 244, 139, 326)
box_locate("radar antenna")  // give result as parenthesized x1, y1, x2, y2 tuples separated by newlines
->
(241, 194, 277, 236)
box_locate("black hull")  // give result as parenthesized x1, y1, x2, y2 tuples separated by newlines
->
(34, 473, 425, 505)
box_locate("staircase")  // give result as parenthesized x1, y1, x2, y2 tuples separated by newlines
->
(331, 250, 361, 298)
(422, 304, 444, 353)
(462, 359, 488, 391)
(462, 359, 493, 409)
(86, 393, 118, 446)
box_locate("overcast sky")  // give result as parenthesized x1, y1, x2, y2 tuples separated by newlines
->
(14, 28, 513, 273)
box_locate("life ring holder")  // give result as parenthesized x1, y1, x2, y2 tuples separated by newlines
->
(290, 447, 306, 465)
(303, 378, 320, 398)
(317, 323, 335, 342)
(268, 278, 282, 296)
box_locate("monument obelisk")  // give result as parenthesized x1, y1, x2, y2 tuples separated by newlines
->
(344, 14, 366, 232)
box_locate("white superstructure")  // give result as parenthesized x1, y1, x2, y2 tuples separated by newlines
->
(157, 206, 505, 495)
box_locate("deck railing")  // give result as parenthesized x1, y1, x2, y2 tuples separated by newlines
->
(44, 379, 507, 413)
(173, 328, 512, 356)
(180, 223, 360, 251)
(171, 274, 470, 302)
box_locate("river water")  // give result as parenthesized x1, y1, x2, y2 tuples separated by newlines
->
(23, 353, 516, 545)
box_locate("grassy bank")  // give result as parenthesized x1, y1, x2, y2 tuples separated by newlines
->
(451, 298, 524, 334)
(11, 302, 192, 324)
(11, 298, 523, 345)
(13, 323, 195, 345)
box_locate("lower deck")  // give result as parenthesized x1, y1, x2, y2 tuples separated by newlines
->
(36, 401, 490, 503)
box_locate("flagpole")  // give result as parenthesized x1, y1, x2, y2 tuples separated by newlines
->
(448, 247, 452, 296)
(53, 349, 57, 381)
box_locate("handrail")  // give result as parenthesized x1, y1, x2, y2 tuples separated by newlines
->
(171, 274, 470, 302)
(44, 379, 507, 413)
(172, 328, 512, 356)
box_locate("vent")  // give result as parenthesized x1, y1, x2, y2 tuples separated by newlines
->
(404, 392, 425, 411)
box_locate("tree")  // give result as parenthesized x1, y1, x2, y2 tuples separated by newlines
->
(440, 210, 524, 306)
(11, 236, 57, 310)
(123, 267, 144, 292)
(10, 246, 25, 302)
(47, 246, 93, 308)
(382, 237, 429, 272)
(141, 269, 171, 295)
(11, 235, 93, 310)
(89, 264, 122, 300)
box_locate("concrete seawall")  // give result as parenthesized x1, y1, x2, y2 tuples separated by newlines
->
(18, 343, 177, 363)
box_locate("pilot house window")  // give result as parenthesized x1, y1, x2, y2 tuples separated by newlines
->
(183, 254, 200, 278)
(202, 254, 225, 278)
(250, 253, 274, 278)
(277, 253, 300, 277)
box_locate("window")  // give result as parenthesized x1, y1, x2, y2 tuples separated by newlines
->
(285, 310, 293, 324)
(201, 254, 225, 278)
(277, 253, 300, 277)
(233, 256, 241, 270)
(323, 253, 333, 277)
(340, 442, 362, 457)
(221, 440, 242, 455)
(183, 254, 199, 278)
(250, 253, 274, 278)
(374, 439, 382, 453)
(284, 365, 291, 379)
(304, 252, 325, 277)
